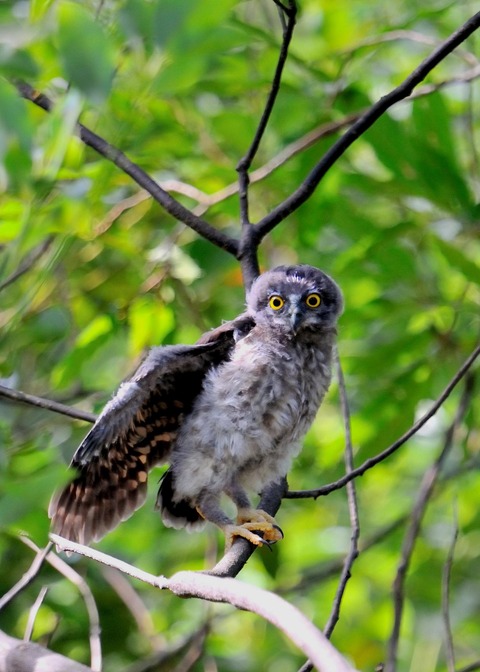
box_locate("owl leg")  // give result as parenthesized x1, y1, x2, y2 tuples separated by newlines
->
(226, 484, 284, 548)
(196, 490, 281, 551)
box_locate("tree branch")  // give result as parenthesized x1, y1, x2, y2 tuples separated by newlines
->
(0, 629, 93, 672)
(253, 10, 480, 241)
(286, 342, 480, 499)
(0, 384, 96, 423)
(0, 543, 52, 612)
(236, 0, 297, 229)
(384, 374, 474, 672)
(14, 81, 240, 257)
(50, 534, 358, 672)
(324, 353, 360, 638)
(20, 537, 102, 672)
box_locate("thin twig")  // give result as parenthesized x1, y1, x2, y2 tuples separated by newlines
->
(0, 384, 96, 423)
(286, 342, 480, 499)
(299, 355, 360, 672)
(0, 542, 52, 611)
(14, 81, 239, 257)
(253, 11, 480, 241)
(442, 509, 459, 672)
(21, 536, 102, 672)
(97, 63, 480, 236)
(24, 586, 48, 642)
(236, 0, 297, 230)
(385, 374, 474, 672)
(324, 353, 360, 638)
(0, 236, 55, 294)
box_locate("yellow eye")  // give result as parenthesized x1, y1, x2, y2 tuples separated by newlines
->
(269, 295, 285, 310)
(305, 293, 321, 308)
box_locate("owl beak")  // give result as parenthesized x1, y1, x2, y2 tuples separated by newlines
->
(289, 308, 303, 333)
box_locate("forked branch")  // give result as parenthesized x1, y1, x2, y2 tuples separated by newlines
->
(253, 10, 480, 241)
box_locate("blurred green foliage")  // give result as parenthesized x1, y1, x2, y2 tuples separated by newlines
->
(0, 0, 479, 671)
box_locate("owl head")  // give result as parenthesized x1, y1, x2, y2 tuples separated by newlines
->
(246, 265, 343, 333)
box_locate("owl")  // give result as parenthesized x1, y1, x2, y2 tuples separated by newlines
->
(49, 265, 343, 549)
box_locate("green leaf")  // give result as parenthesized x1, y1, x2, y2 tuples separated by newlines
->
(57, 2, 115, 103)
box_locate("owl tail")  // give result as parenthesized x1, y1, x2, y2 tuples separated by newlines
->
(156, 468, 205, 531)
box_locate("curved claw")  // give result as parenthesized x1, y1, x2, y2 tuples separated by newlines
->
(223, 513, 284, 551)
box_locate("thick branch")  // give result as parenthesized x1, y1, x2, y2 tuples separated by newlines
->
(0, 630, 92, 672)
(14, 81, 239, 257)
(50, 535, 358, 672)
(253, 10, 480, 241)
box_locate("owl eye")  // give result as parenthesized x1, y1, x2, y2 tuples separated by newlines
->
(269, 295, 285, 310)
(305, 293, 321, 308)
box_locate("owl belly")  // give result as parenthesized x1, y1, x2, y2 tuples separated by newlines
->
(171, 334, 332, 502)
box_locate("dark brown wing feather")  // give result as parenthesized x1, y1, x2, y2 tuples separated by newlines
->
(49, 315, 254, 544)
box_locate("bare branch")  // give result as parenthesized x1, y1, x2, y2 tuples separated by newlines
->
(0, 384, 96, 423)
(20, 537, 102, 672)
(236, 0, 297, 229)
(50, 534, 169, 588)
(323, 352, 360, 638)
(0, 542, 52, 611)
(385, 374, 474, 672)
(51, 534, 358, 672)
(24, 586, 48, 643)
(0, 629, 93, 672)
(442, 511, 459, 672)
(286, 342, 480, 499)
(168, 572, 359, 672)
(14, 80, 240, 257)
(253, 11, 480, 241)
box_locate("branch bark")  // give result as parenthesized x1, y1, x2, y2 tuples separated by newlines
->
(0, 630, 93, 672)
(50, 535, 358, 672)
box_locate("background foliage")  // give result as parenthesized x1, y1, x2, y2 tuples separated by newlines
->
(0, 0, 479, 671)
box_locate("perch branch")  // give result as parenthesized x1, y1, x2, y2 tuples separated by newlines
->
(384, 374, 474, 672)
(14, 80, 239, 257)
(253, 10, 480, 240)
(286, 342, 480, 499)
(50, 535, 358, 672)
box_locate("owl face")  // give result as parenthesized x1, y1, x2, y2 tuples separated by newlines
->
(247, 265, 343, 333)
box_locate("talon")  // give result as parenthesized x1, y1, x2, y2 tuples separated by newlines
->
(223, 509, 284, 551)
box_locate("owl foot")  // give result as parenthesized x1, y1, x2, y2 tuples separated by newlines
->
(223, 508, 284, 551)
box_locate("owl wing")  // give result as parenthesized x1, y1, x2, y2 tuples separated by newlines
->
(49, 314, 255, 544)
